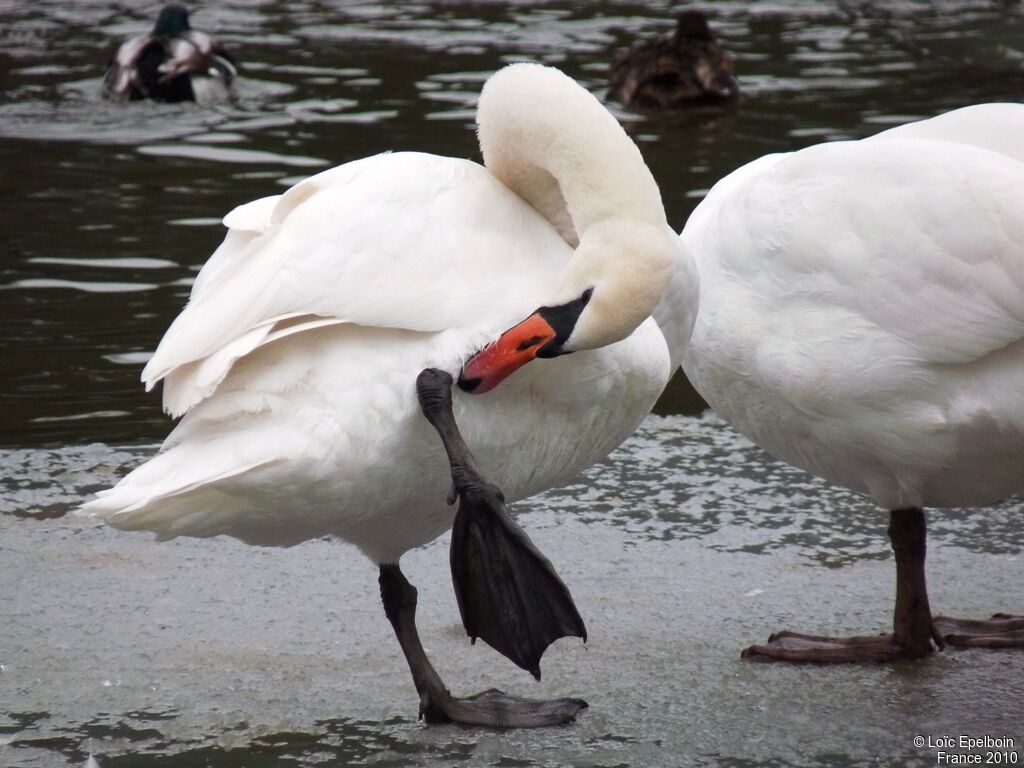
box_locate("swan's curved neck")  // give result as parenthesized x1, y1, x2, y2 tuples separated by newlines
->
(477, 64, 667, 246)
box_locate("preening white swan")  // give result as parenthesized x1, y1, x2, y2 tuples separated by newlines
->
(82, 64, 694, 723)
(681, 103, 1024, 661)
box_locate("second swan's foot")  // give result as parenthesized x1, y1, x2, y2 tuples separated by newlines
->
(421, 687, 588, 728)
(741, 630, 937, 663)
(935, 613, 1024, 649)
(743, 509, 942, 664)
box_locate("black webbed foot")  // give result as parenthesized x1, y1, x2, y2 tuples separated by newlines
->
(424, 688, 588, 728)
(416, 369, 587, 679)
(449, 482, 587, 678)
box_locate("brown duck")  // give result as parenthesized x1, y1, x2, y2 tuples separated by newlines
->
(610, 10, 738, 109)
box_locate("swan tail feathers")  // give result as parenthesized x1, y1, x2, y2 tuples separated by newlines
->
(79, 442, 284, 541)
(148, 315, 351, 417)
(152, 324, 273, 417)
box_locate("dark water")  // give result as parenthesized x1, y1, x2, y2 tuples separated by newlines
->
(4, 0, 1024, 445)
(2, 1, 1024, 766)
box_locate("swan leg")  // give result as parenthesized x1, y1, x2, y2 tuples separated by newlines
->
(934, 614, 1024, 649)
(742, 508, 940, 663)
(378, 564, 587, 727)
(415, 369, 587, 678)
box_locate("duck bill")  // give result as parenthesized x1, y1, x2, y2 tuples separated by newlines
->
(458, 313, 557, 395)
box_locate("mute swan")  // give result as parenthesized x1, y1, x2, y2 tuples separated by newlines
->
(103, 4, 236, 105)
(609, 10, 738, 110)
(83, 64, 694, 723)
(681, 103, 1024, 662)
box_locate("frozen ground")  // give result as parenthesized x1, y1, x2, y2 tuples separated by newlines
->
(2, 413, 1021, 767)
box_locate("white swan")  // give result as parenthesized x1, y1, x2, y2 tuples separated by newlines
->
(82, 64, 695, 723)
(681, 103, 1024, 662)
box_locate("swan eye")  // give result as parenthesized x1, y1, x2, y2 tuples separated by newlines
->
(516, 336, 544, 352)
(533, 288, 595, 358)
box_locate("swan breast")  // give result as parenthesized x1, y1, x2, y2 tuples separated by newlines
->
(683, 137, 1024, 509)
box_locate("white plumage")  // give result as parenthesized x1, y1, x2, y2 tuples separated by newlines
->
(83, 65, 691, 566)
(682, 103, 1024, 512)
(680, 103, 1024, 662)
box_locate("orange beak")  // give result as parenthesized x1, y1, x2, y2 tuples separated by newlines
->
(458, 312, 557, 394)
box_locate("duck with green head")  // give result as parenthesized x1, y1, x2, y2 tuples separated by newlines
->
(103, 4, 237, 105)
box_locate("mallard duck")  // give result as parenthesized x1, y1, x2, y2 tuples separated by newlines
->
(610, 9, 739, 109)
(103, 4, 236, 105)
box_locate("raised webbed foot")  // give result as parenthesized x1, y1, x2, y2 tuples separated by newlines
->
(416, 368, 587, 678)
(448, 480, 587, 678)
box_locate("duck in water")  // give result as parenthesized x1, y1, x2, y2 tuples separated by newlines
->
(610, 9, 738, 110)
(103, 4, 236, 105)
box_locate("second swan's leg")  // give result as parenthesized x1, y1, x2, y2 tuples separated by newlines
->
(741, 508, 940, 663)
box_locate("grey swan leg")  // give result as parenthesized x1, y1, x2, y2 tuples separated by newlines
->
(376, 368, 587, 727)
(742, 508, 942, 663)
(379, 564, 586, 727)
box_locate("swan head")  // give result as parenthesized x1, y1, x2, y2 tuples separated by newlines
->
(458, 219, 676, 394)
(154, 4, 191, 36)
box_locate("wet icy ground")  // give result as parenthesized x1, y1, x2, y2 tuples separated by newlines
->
(2, 413, 1022, 767)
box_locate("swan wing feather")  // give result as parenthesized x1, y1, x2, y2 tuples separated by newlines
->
(142, 152, 566, 415)
(694, 136, 1024, 369)
(870, 102, 1024, 164)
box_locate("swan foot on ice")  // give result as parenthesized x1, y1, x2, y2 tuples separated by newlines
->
(379, 564, 587, 727)
(742, 509, 1024, 663)
(935, 614, 1024, 649)
(742, 508, 944, 663)
(741, 631, 938, 663)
